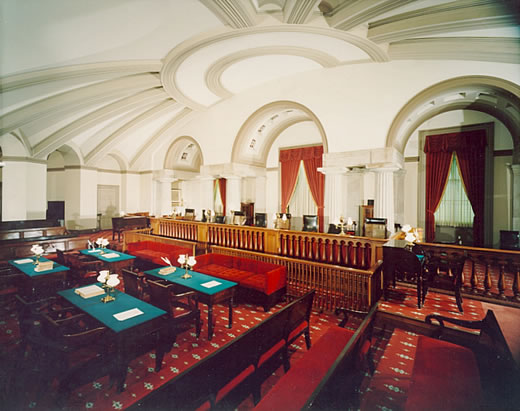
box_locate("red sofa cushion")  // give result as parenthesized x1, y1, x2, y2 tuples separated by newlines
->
(126, 241, 192, 266)
(254, 326, 354, 411)
(196, 253, 287, 295)
(405, 335, 483, 411)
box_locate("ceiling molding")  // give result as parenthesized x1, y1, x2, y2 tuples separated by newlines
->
(389, 37, 520, 64)
(0, 73, 162, 136)
(32, 88, 168, 159)
(200, 0, 257, 29)
(130, 107, 194, 169)
(284, 0, 321, 24)
(368, 0, 517, 43)
(0, 61, 162, 93)
(85, 99, 177, 166)
(326, 0, 415, 31)
(206, 46, 339, 98)
(161, 25, 388, 109)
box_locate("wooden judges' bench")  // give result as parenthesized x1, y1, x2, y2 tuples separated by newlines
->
(112, 215, 149, 241)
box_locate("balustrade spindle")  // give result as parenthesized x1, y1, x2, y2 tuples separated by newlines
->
(513, 264, 520, 301)
(483, 260, 492, 296)
(497, 259, 506, 300)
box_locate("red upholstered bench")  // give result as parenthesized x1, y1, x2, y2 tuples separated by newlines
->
(253, 326, 356, 411)
(405, 335, 483, 411)
(126, 241, 192, 267)
(195, 253, 287, 311)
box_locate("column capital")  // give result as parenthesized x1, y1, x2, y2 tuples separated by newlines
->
(318, 166, 348, 175)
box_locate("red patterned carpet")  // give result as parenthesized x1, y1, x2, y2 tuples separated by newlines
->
(0, 298, 342, 410)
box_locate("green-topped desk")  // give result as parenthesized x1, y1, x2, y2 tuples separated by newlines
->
(9, 256, 70, 298)
(144, 267, 237, 340)
(58, 285, 167, 391)
(80, 248, 136, 272)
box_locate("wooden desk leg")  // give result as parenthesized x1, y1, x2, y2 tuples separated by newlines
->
(227, 295, 233, 329)
(207, 302, 214, 341)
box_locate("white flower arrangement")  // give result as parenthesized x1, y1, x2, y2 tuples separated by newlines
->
(400, 224, 420, 244)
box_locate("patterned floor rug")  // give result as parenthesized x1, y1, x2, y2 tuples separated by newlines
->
(0, 299, 343, 411)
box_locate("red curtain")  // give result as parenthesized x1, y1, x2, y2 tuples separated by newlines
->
(302, 146, 325, 232)
(456, 130, 487, 246)
(424, 130, 487, 244)
(280, 145, 324, 231)
(424, 145, 452, 243)
(280, 149, 301, 214)
(218, 178, 227, 216)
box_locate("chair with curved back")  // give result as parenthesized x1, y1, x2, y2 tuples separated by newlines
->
(121, 268, 150, 301)
(423, 250, 465, 312)
(302, 215, 318, 232)
(15, 301, 108, 406)
(147, 279, 201, 369)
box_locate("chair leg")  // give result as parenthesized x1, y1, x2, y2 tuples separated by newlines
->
(304, 329, 311, 350)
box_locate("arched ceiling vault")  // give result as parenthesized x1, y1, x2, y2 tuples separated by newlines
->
(1, 1, 518, 171)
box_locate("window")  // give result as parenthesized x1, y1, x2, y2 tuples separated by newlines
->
(434, 154, 474, 227)
(288, 162, 317, 216)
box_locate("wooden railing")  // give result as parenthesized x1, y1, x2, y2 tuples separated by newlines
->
(420, 242, 520, 305)
(149, 218, 385, 269)
(211, 246, 383, 312)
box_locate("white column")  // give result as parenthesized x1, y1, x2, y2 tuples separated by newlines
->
(199, 176, 215, 213)
(2, 158, 47, 221)
(374, 167, 398, 236)
(320, 167, 347, 225)
(64, 166, 98, 229)
(152, 177, 175, 218)
(510, 164, 520, 231)
(225, 175, 242, 217)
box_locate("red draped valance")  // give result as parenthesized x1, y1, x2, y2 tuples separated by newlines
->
(424, 129, 487, 153)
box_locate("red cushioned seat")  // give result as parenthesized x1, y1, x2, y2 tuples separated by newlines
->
(254, 326, 354, 411)
(405, 336, 483, 411)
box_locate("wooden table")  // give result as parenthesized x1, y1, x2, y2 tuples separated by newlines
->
(58, 285, 167, 392)
(80, 248, 136, 272)
(144, 267, 237, 340)
(9, 256, 70, 299)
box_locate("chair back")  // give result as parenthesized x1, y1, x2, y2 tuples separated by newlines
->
(147, 279, 173, 312)
(121, 269, 145, 300)
(254, 213, 267, 227)
(302, 215, 318, 232)
(393, 247, 422, 281)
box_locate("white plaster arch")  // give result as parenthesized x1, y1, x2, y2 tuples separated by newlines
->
(232, 100, 328, 167)
(163, 136, 203, 172)
(386, 75, 520, 162)
(0, 132, 30, 157)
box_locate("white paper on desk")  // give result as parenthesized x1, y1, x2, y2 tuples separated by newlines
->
(88, 249, 101, 253)
(13, 258, 33, 264)
(102, 252, 119, 259)
(113, 308, 144, 321)
(201, 280, 222, 288)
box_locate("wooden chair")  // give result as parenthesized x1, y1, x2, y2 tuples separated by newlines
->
(392, 246, 425, 308)
(423, 250, 464, 312)
(14, 301, 108, 406)
(58, 249, 103, 286)
(0, 264, 24, 307)
(121, 268, 149, 301)
(147, 279, 201, 369)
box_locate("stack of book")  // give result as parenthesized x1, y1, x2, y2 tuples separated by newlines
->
(75, 284, 105, 299)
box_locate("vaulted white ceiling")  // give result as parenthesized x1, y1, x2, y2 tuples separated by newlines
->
(1, 0, 519, 170)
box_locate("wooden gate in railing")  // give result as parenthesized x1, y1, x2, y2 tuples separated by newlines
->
(206, 224, 266, 252)
(420, 242, 520, 304)
(150, 218, 200, 242)
(212, 246, 383, 312)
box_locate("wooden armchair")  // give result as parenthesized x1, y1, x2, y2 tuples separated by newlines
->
(121, 268, 149, 301)
(0, 264, 24, 306)
(17, 301, 108, 404)
(57, 249, 103, 286)
(147, 279, 201, 370)
(423, 250, 464, 312)
(392, 246, 426, 308)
